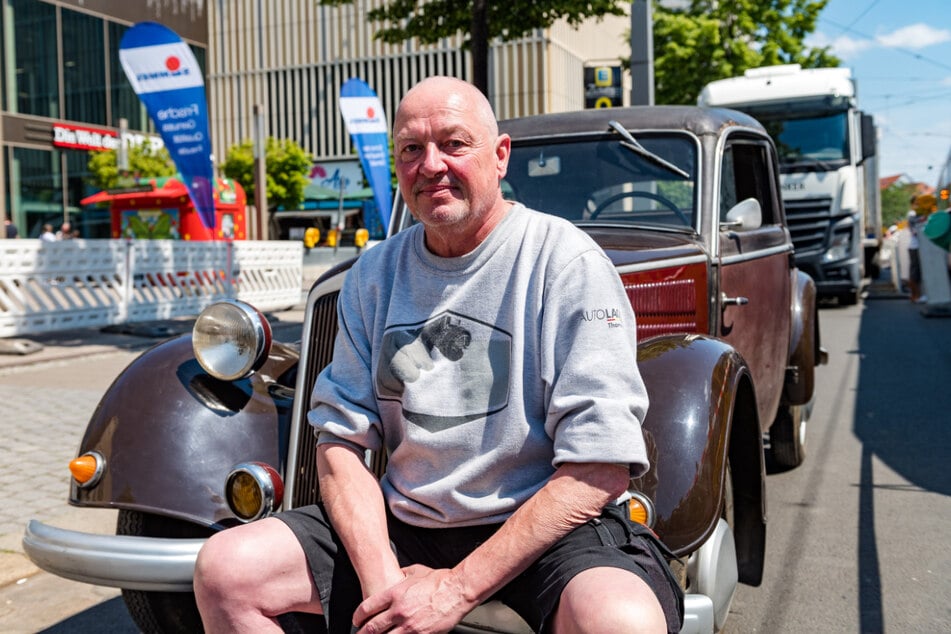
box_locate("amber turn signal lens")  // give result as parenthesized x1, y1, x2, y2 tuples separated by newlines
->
(627, 492, 656, 527)
(629, 498, 649, 524)
(69, 452, 104, 488)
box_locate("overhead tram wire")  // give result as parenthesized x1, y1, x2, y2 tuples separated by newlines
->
(820, 17, 951, 73)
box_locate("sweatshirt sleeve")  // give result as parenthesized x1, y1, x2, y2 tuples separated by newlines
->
(540, 247, 650, 477)
(308, 263, 385, 453)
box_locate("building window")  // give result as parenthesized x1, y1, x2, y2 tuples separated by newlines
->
(10, 147, 63, 237)
(109, 21, 147, 131)
(63, 8, 107, 125)
(5, 0, 59, 118)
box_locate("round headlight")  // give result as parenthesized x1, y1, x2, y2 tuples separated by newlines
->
(192, 300, 272, 380)
(225, 462, 284, 522)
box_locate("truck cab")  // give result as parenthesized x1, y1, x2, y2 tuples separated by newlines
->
(699, 64, 881, 304)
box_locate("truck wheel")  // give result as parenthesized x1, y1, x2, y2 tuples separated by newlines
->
(769, 404, 807, 468)
(116, 510, 211, 634)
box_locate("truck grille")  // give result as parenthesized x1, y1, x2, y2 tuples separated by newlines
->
(783, 196, 832, 254)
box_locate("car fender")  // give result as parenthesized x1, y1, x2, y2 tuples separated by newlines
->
(71, 335, 299, 530)
(636, 333, 766, 585)
(784, 269, 820, 405)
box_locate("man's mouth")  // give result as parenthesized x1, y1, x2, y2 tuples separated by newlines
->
(416, 182, 457, 197)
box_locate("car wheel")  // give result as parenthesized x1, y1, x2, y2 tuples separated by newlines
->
(116, 510, 325, 634)
(116, 510, 211, 634)
(769, 404, 807, 468)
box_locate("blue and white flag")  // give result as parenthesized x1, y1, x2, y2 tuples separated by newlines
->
(339, 79, 393, 233)
(119, 22, 216, 230)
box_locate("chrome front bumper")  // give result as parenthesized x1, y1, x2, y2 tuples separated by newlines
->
(24, 519, 717, 633)
(22, 520, 203, 592)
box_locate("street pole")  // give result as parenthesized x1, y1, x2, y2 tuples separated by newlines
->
(253, 104, 268, 240)
(630, 0, 655, 106)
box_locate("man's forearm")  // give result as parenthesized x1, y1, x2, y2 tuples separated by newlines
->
(316, 443, 403, 597)
(451, 462, 630, 606)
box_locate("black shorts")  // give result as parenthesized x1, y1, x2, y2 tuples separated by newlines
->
(277, 502, 684, 633)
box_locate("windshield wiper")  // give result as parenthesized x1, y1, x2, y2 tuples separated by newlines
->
(608, 121, 690, 179)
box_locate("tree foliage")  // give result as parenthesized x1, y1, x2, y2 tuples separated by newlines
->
(317, 0, 628, 94)
(881, 182, 917, 230)
(652, 0, 839, 105)
(220, 137, 313, 211)
(86, 144, 176, 191)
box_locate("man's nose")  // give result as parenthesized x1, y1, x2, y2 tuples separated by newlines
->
(419, 144, 447, 176)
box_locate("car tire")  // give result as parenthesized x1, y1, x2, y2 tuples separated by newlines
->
(769, 404, 807, 468)
(116, 510, 210, 634)
(116, 510, 326, 634)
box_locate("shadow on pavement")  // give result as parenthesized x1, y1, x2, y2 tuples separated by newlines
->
(39, 597, 138, 633)
(853, 280, 951, 633)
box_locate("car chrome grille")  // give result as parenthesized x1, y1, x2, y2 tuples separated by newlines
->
(288, 292, 387, 508)
(290, 291, 339, 508)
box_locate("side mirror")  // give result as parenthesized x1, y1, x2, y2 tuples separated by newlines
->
(720, 197, 762, 232)
(860, 112, 876, 163)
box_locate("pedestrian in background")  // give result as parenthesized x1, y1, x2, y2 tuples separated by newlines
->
(4, 218, 17, 239)
(906, 203, 924, 303)
(56, 222, 74, 240)
(39, 224, 56, 242)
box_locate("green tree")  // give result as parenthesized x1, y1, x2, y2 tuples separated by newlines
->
(317, 0, 628, 95)
(881, 182, 917, 230)
(220, 137, 313, 211)
(652, 0, 839, 105)
(86, 144, 175, 190)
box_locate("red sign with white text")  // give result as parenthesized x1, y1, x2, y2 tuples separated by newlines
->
(52, 123, 120, 152)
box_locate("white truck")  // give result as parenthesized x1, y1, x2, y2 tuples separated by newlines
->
(699, 64, 881, 304)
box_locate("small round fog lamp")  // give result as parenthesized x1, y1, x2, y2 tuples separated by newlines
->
(193, 300, 272, 381)
(225, 462, 284, 522)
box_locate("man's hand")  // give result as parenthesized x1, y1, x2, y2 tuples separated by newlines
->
(353, 565, 474, 634)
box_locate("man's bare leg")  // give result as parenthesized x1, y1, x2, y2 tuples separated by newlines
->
(551, 566, 667, 634)
(194, 517, 323, 633)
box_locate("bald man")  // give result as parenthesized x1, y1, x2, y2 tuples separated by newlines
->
(195, 77, 683, 633)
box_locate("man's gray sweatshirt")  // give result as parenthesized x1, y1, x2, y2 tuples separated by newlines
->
(310, 204, 650, 528)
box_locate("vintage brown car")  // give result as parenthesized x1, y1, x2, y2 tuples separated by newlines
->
(24, 105, 823, 633)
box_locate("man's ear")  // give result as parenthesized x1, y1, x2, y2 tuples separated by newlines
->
(496, 133, 512, 178)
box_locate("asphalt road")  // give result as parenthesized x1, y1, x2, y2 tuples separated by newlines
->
(1, 281, 949, 632)
(728, 294, 951, 632)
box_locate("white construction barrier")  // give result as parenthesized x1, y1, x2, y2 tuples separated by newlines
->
(0, 239, 302, 338)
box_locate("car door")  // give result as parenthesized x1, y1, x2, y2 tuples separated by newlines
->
(717, 137, 792, 431)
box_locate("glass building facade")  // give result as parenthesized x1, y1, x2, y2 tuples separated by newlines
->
(1, 0, 207, 238)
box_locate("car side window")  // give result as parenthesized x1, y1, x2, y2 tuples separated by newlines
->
(719, 142, 778, 225)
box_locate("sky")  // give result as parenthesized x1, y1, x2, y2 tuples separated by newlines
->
(806, 0, 951, 187)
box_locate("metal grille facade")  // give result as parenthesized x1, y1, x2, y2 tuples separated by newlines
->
(206, 0, 629, 164)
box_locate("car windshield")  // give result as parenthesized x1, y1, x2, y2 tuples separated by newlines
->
(501, 132, 697, 231)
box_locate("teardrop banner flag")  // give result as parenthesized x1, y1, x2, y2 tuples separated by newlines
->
(119, 22, 216, 230)
(339, 79, 393, 233)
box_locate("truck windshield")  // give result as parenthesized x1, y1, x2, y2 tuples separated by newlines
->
(501, 133, 697, 231)
(755, 112, 850, 170)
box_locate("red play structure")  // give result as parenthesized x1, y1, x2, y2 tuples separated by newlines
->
(81, 176, 247, 241)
